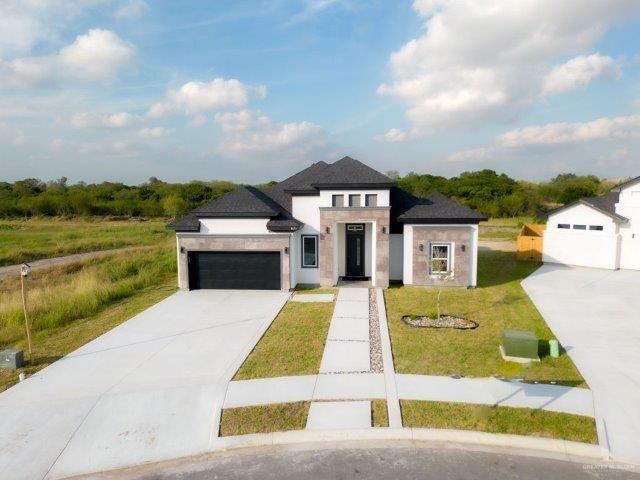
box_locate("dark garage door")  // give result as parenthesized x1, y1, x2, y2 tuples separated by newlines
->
(188, 251, 281, 290)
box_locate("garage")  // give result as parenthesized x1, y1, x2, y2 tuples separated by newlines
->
(187, 251, 281, 290)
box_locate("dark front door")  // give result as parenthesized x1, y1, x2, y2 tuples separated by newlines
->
(188, 251, 281, 290)
(345, 224, 365, 278)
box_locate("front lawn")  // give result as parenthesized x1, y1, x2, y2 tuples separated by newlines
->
(220, 402, 310, 436)
(233, 300, 334, 380)
(385, 251, 585, 386)
(401, 400, 597, 444)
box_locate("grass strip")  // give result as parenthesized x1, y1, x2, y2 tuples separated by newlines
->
(234, 301, 334, 380)
(220, 402, 310, 437)
(401, 400, 597, 444)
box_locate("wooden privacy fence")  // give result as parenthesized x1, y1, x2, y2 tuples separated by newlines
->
(516, 224, 546, 262)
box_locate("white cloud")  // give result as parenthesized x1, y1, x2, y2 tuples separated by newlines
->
(378, 0, 638, 134)
(137, 127, 173, 138)
(0, 29, 134, 88)
(115, 0, 149, 20)
(375, 128, 410, 143)
(58, 29, 135, 80)
(542, 54, 619, 96)
(71, 111, 136, 129)
(447, 146, 495, 163)
(149, 78, 265, 118)
(496, 115, 640, 147)
(0, 1, 108, 57)
(214, 110, 325, 155)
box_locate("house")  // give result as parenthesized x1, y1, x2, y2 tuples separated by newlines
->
(170, 156, 487, 290)
(542, 176, 640, 270)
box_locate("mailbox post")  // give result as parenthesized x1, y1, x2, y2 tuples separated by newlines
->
(20, 263, 32, 358)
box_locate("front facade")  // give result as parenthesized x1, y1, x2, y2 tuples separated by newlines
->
(543, 176, 640, 271)
(171, 157, 486, 290)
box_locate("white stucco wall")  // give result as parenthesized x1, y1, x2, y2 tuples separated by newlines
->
(291, 195, 321, 231)
(617, 181, 640, 270)
(318, 189, 390, 207)
(402, 225, 413, 283)
(389, 233, 404, 281)
(199, 218, 271, 234)
(544, 204, 620, 269)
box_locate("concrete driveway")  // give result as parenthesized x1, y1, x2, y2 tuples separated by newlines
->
(522, 265, 640, 463)
(0, 289, 289, 480)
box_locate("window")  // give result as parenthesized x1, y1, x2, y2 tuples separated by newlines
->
(589, 225, 604, 231)
(573, 224, 587, 230)
(365, 194, 377, 207)
(430, 244, 451, 274)
(332, 194, 344, 207)
(347, 224, 364, 232)
(349, 194, 361, 207)
(558, 224, 570, 229)
(301, 235, 318, 268)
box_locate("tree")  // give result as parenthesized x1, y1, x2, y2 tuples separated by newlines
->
(386, 170, 400, 180)
(163, 194, 188, 218)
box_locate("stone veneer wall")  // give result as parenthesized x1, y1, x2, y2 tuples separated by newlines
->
(411, 226, 472, 287)
(319, 207, 390, 288)
(176, 234, 291, 290)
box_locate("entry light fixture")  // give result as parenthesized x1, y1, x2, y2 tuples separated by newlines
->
(418, 243, 424, 252)
(284, 247, 289, 254)
(461, 244, 466, 252)
(180, 246, 185, 253)
(325, 226, 331, 234)
(382, 226, 387, 234)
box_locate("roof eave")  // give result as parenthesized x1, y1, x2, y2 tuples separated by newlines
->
(547, 199, 628, 223)
(311, 182, 395, 189)
(397, 217, 487, 225)
(193, 212, 276, 218)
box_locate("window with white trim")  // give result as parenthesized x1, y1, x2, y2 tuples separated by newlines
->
(301, 235, 318, 268)
(573, 224, 587, 230)
(430, 244, 451, 274)
(365, 194, 377, 207)
(349, 194, 361, 207)
(558, 224, 570, 229)
(589, 225, 604, 231)
(332, 194, 344, 207)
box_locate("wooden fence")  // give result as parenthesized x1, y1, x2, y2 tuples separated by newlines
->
(516, 224, 546, 262)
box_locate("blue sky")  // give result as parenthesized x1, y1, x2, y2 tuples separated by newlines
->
(1, 0, 640, 184)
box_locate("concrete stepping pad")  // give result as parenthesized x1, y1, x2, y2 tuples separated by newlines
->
(327, 316, 369, 341)
(337, 288, 369, 303)
(319, 340, 370, 373)
(333, 300, 369, 319)
(290, 294, 334, 303)
(314, 373, 385, 400)
(306, 401, 372, 430)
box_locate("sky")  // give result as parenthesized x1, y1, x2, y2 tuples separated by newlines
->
(1, 0, 640, 185)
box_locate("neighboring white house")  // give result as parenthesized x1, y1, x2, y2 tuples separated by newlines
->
(543, 176, 640, 270)
(170, 156, 486, 290)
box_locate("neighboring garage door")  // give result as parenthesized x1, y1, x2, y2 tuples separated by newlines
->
(188, 251, 281, 290)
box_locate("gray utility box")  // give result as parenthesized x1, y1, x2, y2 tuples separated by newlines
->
(502, 330, 539, 360)
(0, 349, 24, 370)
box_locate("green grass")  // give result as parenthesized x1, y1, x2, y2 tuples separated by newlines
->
(480, 217, 536, 228)
(372, 400, 389, 427)
(401, 401, 597, 444)
(294, 285, 337, 294)
(234, 301, 334, 379)
(0, 218, 172, 266)
(384, 251, 585, 387)
(479, 230, 519, 241)
(219, 402, 310, 436)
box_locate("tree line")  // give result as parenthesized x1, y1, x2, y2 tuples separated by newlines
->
(0, 170, 619, 219)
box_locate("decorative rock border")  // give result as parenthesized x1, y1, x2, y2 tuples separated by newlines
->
(369, 289, 383, 373)
(402, 315, 478, 330)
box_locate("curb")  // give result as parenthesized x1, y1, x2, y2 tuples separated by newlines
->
(211, 427, 610, 462)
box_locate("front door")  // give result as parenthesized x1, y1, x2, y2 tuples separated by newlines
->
(345, 224, 365, 277)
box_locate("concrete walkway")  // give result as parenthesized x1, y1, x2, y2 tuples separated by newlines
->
(308, 288, 372, 429)
(224, 373, 593, 417)
(522, 265, 640, 463)
(396, 374, 594, 417)
(0, 290, 289, 480)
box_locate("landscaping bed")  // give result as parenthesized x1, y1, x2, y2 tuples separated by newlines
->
(385, 251, 586, 387)
(234, 300, 334, 380)
(401, 400, 597, 444)
(220, 402, 310, 437)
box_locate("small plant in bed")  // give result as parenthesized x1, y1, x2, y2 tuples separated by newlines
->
(402, 268, 478, 329)
(402, 313, 478, 330)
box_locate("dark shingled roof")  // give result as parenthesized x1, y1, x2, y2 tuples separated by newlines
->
(310, 156, 395, 188)
(170, 156, 485, 232)
(394, 191, 487, 227)
(547, 190, 627, 222)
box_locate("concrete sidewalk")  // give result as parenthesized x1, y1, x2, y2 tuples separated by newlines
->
(0, 290, 289, 480)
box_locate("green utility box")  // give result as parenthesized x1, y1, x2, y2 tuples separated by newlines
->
(502, 330, 539, 361)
